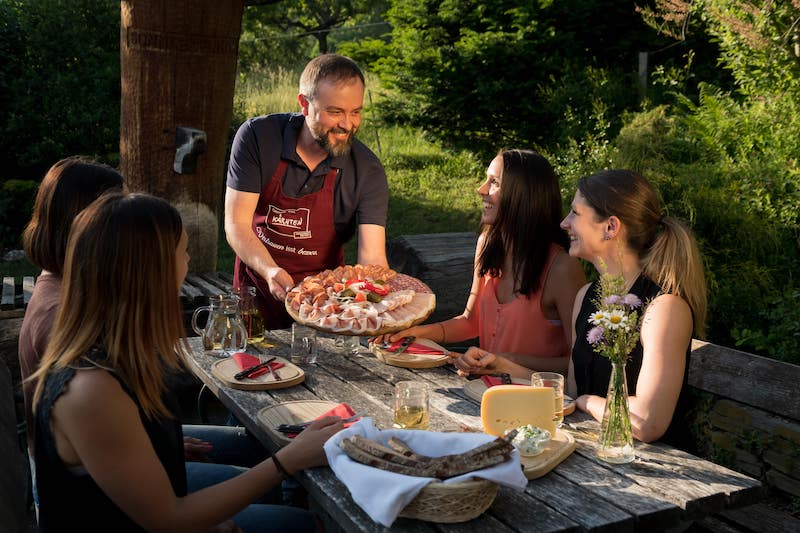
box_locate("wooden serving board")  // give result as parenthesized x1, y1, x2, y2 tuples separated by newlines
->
(521, 429, 576, 479)
(211, 356, 304, 391)
(370, 338, 450, 368)
(463, 378, 576, 415)
(285, 273, 436, 336)
(258, 400, 341, 446)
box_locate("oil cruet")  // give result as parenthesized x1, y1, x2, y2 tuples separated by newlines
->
(192, 295, 248, 357)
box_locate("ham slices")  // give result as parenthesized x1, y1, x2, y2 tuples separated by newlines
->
(285, 264, 436, 335)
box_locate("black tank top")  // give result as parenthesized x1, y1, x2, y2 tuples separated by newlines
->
(572, 275, 695, 451)
(34, 348, 186, 531)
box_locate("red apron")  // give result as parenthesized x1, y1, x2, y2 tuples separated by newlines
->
(234, 159, 344, 329)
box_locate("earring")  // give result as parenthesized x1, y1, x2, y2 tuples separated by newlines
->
(604, 234, 611, 241)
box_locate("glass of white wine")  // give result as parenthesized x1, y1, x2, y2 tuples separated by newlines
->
(393, 381, 430, 430)
(531, 371, 565, 428)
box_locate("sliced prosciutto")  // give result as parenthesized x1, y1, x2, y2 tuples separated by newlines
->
(284, 264, 435, 335)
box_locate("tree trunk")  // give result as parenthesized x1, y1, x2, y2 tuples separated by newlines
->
(119, 0, 244, 272)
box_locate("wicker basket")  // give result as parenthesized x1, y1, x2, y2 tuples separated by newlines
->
(398, 478, 498, 523)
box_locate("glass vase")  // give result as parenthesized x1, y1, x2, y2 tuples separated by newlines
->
(596, 359, 635, 463)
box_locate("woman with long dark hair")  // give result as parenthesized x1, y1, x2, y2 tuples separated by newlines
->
(379, 149, 586, 377)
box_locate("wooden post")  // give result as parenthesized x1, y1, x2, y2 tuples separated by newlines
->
(119, 1, 244, 272)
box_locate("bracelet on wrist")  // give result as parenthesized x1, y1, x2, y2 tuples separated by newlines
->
(272, 452, 293, 479)
(439, 322, 446, 344)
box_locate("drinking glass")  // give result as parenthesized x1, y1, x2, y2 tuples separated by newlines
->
(393, 381, 430, 430)
(231, 286, 265, 344)
(335, 335, 360, 355)
(531, 371, 564, 428)
(290, 323, 318, 364)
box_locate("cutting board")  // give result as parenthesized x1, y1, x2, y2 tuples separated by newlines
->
(370, 338, 450, 368)
(258, 400, 341, 446)
(463, 378, 576, 415)
(520, 429, 576, 479)
(211, 356, 304, 391)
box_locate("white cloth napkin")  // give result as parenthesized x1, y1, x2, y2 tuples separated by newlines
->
(324, 418, 528, 527)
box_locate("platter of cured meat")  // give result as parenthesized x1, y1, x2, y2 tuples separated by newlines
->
(285, 264, 436, 336)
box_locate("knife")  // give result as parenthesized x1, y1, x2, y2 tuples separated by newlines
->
(276, 412, 365, 434)
(391, 336, 416, 354)
(234, 356, 277, 380)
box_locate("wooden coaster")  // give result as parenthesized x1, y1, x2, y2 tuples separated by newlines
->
(520, 429, 576, 479)
(370, 338, 450, 368)
(211, 356, 305, 391)
(463, 378, 575, 415)
(258, 400, 341, 446)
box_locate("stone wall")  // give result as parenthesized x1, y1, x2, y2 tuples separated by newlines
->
(698, 396, 800, 500)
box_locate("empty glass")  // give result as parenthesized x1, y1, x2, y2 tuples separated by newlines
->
(335, 335, 361, 355)
(290, 323, 318, 364)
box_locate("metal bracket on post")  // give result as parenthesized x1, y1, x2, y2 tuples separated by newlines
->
(174, 126, 207, 174)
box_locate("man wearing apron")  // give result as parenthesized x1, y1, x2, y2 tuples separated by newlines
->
(225, 54, 389, 329)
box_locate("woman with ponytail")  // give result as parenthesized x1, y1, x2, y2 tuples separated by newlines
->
(560, 169, 707, 448)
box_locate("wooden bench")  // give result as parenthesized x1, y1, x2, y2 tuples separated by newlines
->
(387, 232, 800, 531)
(0, 272, 235, 391)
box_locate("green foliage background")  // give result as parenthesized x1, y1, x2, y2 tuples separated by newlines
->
(0, 0, 799, 364)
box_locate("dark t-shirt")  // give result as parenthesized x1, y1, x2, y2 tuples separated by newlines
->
(226, 113, 389, 244)
(572, 275, 695, 451)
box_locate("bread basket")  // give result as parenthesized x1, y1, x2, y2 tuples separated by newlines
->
(398, 478, 498, 523)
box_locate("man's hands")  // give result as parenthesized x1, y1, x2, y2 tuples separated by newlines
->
(265, 266, 294, 301)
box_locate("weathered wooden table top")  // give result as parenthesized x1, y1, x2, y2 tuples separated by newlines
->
(184, 331, 762, 533)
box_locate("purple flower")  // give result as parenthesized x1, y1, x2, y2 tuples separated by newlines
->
(603, 295, 622, 305)
(587, 326, 605, 344)
(622, 294, 642, 308)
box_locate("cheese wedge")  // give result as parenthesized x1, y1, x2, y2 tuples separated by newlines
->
(481, 385, 556, 436)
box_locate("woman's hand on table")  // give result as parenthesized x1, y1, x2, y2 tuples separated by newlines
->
(280, 416, 345, 472)
(209, 520, 242, 533)
(183, 436, 213, 462)
(370, 325, 424, 346)
(452, 347, 497, 377)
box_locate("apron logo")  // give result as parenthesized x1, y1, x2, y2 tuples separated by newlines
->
(265, 205, 312, 239)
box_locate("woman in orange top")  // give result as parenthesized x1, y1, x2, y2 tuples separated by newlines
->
(377, 149, 585, 377)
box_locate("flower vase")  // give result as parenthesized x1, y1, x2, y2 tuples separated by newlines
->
(596, 360, 635, 463)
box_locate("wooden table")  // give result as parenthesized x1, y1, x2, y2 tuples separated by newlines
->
(184, 331, 762, 532)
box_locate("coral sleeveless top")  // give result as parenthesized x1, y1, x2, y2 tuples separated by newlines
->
(478, 245, 569, 359)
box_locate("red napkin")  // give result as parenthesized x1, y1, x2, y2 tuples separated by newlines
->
(232, 352, 285, 378)
(480, 375, 526, 388)
(386, 340, 445, 357)
(287, 403, 359, 438)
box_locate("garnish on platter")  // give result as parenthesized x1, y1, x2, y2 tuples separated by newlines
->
(285, 264, 436, 336)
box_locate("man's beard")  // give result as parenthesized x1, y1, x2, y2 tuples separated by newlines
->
(311, 124, 357, 157)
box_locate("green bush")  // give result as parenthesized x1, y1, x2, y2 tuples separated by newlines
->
(608, 91, 800, 363)
(0, 179, 38, 251)
(351, 0, 680, 156)
(0, 0, 120, 183)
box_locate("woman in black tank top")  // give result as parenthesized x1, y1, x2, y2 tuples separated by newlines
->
(560, 170, 707, 448)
